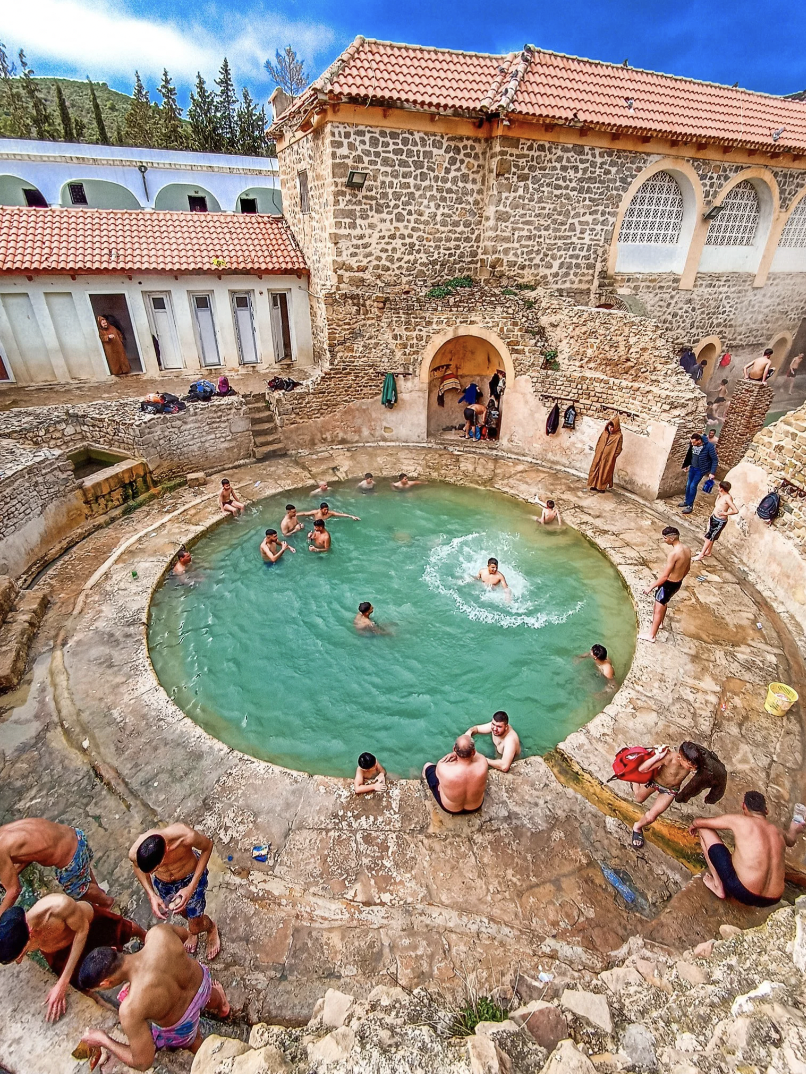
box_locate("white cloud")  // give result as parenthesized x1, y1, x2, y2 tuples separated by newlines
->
(2, 0, 335, 89)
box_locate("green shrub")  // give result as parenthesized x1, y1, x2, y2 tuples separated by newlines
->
(451, 995, 508, 1037)
(426, 276, 473, 298)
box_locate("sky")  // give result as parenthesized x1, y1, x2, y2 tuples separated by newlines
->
(3, 0, 806, 108)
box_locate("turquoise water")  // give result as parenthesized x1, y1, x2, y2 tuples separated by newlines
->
(148, 481, 635, 777)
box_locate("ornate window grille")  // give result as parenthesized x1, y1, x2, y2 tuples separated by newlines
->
(705, 181, 760, 246)
(779, 200, 806, 248)
(618, 172, 684, 245)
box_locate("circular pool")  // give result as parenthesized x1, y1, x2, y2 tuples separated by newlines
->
(148, 481, 636, 777)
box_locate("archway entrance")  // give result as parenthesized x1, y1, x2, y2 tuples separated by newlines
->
(694, 336, 721, 389)
(421, 327, 513, 442)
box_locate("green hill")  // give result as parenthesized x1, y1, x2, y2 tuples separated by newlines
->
(0, 77, 134, 142)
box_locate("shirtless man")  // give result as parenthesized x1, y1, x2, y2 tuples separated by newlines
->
(308, 519, 331, 552)
(786, 353, 804, 395)
(219, 478, 244, 517)
(353, 752, 386, 796)
(422, 735, 489, 815)
(172, 548, 192, 576)
(629, 743, 699, 849)
(535, 498, 562, 525)
(357, 473, 375, 492)
(578, 644, 615, 680)
(260, 529, 294, 564)
(694, 481, 738, 561)
(0, 894, 145, 1021)
(299, 502, 360, 523)
(743, 349, 774, 383)
(466, 711, 521, 773)
(392, 473, 426, 490)
(691, 790, 805, 907)
(309, 481, 330, 496)
(280, 505, 304, 536)
(354, 601, 384, 632)
(462, 401, 487, 439)
(476, 558, 511, 599)
(640, 526, 691, 642)
(0, 819, 113, 918)
(129, 824, 220, 959)
(78, 924, 230, 1070)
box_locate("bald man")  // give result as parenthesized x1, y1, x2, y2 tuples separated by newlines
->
(421, 734, 489, 815)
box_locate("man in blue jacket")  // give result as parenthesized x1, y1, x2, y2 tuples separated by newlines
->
(680, 432, 718, 513)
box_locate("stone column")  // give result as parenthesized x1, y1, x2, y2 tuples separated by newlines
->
(718, 380, 774, 471)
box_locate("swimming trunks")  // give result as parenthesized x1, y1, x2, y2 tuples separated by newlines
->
(45, 907, 139, 984)
(423, 764, 483, 815)
(152, 861, 208, 919)
(54, 829, 94, 899)
(705, 515, 728, 542)
(120, 966, 212, 1050)
(463, 407, 477, 425)
(647, 780, 679, 797)
(707, 843, 781, 908)
(655, 579, 682, 606)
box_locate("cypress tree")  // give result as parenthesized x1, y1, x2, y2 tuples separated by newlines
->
(87, 77, 109, 143)
(215, 57, 238, 151)
(73, 116, 86, 142)
(55, 83, 75, 142)
(18, 51, 54, 139)
(156, 68, 184, 148)
(188, 72, 222, 152)
(124, 71, 154, 148)
(115, 120, 125, 146)
(235, 88, 267, 156)
(0, 41, 29, 137)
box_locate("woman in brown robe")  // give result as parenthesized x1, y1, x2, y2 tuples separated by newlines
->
(588, 416, 623, 491)
(97, 316, 130, 375)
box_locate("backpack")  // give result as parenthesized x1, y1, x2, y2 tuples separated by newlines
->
(217, 376, 231, 395)
(608, 746, 656, 784)
(757, 492, 780, 521)
(188, 379, 215, 402)
(563, 404, 577, 429)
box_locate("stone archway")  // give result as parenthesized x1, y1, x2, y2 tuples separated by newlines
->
(767, 331, 793, 382)
(694, 335, 721, 389)
(420, 326, 514, 441)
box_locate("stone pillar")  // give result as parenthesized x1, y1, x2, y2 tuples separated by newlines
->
(718, 380, 774, 471)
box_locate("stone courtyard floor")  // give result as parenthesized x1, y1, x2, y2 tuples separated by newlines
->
(1, 443, 805, 1072)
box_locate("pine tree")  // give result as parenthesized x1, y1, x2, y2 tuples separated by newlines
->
(0, 42, 29, 137)
(188, 72, 222, 152)
(215, 57, 238, 151)
(86, 78, 109, 144)
(264, 46, 307, 99)
(73, 116, 86, 142)
(55, 83, 75, 142)
(156, 68, 184, 149)
(18, 51, 54, 139)
(124, 71, 155, 148)
(236, 88, 267, 156)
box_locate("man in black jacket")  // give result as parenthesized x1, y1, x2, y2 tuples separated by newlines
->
(680, 433, 718, 514)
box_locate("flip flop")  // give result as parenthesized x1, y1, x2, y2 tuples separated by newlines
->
(631, 830, 645, 850)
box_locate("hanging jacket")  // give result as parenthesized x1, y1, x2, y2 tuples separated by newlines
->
(563, 404, 577, 429)
(459, 383, 481, 405)
(381, 372, 398, 409)
(674, 744, 727, 806)
(546, 402, 560, 435)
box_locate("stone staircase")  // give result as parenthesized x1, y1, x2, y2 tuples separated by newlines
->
(244, 393, 285, 461)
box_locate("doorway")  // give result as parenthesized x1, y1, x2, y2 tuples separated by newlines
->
(88, 294, 143, 373)
(425, 334, 507, 441)
(269, 292, 293, 363)
(231, 292, 259, 365)
(145, 293, 183, 370)
(191, 294, 221, 368)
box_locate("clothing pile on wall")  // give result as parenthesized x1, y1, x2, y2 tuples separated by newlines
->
(267, 376, 301, 392)
(545, 401, 577, 435)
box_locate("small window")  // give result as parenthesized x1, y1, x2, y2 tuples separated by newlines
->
(194, 295, 211, 310)
(235, 295, 249, 309)
(705, 181, 760, 247)
(619, 172, 684, 245)
(68, 183, 88, 205)
(239, 197, 258, 214)
(23, 188, 47, 208)
(151, 296, 167, 310)
(188, 195, 208, 212)
(779, 201, 806, 248)
(298, 170, 310, 215)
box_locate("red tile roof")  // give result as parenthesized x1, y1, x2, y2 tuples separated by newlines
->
(275, 37, 806, 153)
(0, 206, 308, 275)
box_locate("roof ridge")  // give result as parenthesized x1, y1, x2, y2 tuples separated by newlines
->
(358, 38, 510, 61)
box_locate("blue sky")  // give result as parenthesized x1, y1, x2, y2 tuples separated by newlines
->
(3, 0, 805, 107)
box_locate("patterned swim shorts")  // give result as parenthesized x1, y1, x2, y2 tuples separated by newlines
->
(54, 828, 94, 899)
(153, 867, 208, 919)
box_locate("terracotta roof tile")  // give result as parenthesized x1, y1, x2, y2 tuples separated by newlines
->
(0, 207, 308, 275)
(277, 37, 806, 153)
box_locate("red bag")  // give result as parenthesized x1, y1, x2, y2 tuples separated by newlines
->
(719, 352, 732, 367)
(608, 746, 656, 784)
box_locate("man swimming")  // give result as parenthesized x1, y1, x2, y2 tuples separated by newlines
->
(694, 481, 738, 561)
(280, 505, 304, 536)
(354, 602, 384, 632)
(129, 824, 220, 959)
(577, 644, 615, 680)
(308, 519, 331, 552)
(219, 479, 245, 517)
(77, 924, 230, 1070)
(641, 526, 691, 642)
(354, 752, 387, 796)
(629, 743, 699, 849)
(466, 711, 521, 772)
(535, 497, 562, 525)
(357, 473, 375, 492)
(309, 481, 330, 496)
(172, 548, 192, 576)
(298, 503, 360, 523)
(392, 473, 426, 490)
(260, 529, 294, 563)
(0, 894, 145, 1021)
(476, 558, 511, 599)
(0, 819, 113, 918)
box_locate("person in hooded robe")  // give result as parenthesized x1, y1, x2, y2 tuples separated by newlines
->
(588, 417, 623, 492)
(96, 315, 130, 376)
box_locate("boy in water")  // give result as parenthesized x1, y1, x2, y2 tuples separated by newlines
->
(354, 602, 384, 632)
(392, 473, 427, 490)
(308, 519, 331, 552)
(577, 644, 615, 680)
(310, 481, 330, 496)
(172, 548, 192, 576)
(260, 529, 295, 563)
(299, 502, 360, 523)
(535, 497, 562, 525)
(281, 505, 304, 536)
(353, 753, 387, 796)
(358, 473, 375, 492)
(476, 558, 509, 591)
(694, 481, 738, 561)
(629, 743, 700, 849)
(466, 711, 521, 772)
(219, 479, 245, 517)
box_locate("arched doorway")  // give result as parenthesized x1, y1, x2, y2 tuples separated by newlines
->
(694, 335, 721, 389)
(767, 332, 793, 382)
(420, 326, 514, 441)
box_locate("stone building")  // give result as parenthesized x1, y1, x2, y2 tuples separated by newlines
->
(267, 38, 806, 495)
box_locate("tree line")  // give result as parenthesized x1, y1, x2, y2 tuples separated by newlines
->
(0, 44, 310, 157)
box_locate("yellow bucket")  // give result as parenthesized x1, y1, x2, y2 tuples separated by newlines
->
(764, 682, 799, 716)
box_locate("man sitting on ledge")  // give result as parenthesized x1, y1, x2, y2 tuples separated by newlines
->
(422, 734, 488, 815)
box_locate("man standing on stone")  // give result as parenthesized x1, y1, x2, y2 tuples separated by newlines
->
(640, 526, 691, 642)
(421, 735, 489, 814)
(679, 432, 717, 514)
(743, 349, 774, 383)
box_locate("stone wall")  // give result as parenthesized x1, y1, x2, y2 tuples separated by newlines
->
(743, 404, 806, 549)
(717, 380, 775, 471)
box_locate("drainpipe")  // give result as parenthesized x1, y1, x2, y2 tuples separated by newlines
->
(137, 164, 149, 203)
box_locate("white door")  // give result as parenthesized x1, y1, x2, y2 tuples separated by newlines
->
(231, 292, 259, 365)
(269, 292, 293, 363)
(147, 293, 182, 369)
(192, 294, 220, 367)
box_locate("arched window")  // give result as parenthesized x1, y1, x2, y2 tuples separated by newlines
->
(618, 172, 684, 245)
(779, 200, 806, 248)
(705, 181, 760, 246)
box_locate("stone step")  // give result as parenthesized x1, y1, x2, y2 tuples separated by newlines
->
(254, 444, 287, 460)
(250, 417, 277, 433)
(0, 589, 49, 693)
(254, 433, 282, 448)
(0, 576, 18, 630)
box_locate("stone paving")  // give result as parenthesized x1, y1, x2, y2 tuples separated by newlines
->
(1, 443, 805, 1070)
